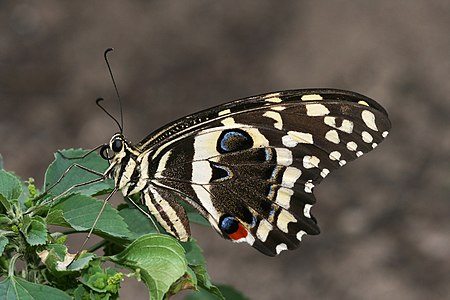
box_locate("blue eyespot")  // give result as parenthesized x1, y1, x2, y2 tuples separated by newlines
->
(219, 214, 239, 234)
(217, 129, 253, 154)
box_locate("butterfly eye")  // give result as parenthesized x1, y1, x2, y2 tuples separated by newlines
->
(100, 144, 111, 160)
(111, 138, 123, 152)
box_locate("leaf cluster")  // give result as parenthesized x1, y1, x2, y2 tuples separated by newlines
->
(0, 151, 247, 299)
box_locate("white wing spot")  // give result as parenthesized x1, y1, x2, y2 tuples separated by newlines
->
(296, 230, 307, 241)
(356, 151, 364, 157)
(218, 109, 231, 116)
(282, 167, 302, 188)
(329, 151, 341, 161)
(372, 143, 378, 149)
(301, 94, 323, 101)
(277, 210, 297, 233)
(320, 168, 330, 178)
(361, 110, 378, 131)
(263, 111, 283, 130)
(221, 117, 235, 126)
(282, 131, 314, 147)
(339, 160, 347, 166)
(271, 106, 286, 111)
(361, 131, 373, 143)
(276, 243, 288, 255)
(382, 131, 389, 138)
(304, 204, 312, 218)
(325, 130, 340, 144)
(275, 187, 294, 209)
(306, 103, 330, 116)
(324, 117, 354, 133)
(303, 155, 320, 169)
(346, 141, 358, 151)
(265, 97, 282, 103)
(275, 148, 293, 166)
(304, 180, 314, 193)
(358, 100, 369, 106)
(256, 219, 273, 242)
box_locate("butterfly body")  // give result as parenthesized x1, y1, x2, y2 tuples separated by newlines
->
(103, 89, 391, 256)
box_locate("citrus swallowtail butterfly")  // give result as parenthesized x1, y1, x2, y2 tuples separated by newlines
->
(98, 88, 390, 256)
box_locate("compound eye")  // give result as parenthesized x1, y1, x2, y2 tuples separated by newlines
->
(100, 144, 111, 160)
(111, 138, 123, 153)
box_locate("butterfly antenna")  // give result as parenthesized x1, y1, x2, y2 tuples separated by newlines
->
(104, 48, 124, 133)
(96, 98, 122, 132)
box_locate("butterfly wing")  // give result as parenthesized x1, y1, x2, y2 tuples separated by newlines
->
(139, 89, 391, 256)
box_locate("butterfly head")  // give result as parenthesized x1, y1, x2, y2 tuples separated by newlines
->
(101, 133, 140, 182)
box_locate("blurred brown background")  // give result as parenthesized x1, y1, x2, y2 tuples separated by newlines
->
(1, 1, 449, 299)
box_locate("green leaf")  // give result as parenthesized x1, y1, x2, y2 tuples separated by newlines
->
(119, 207, 159, 240)
(22, 215, 48, 246)
(0, 170, 22, 201)
(110, 234, 187, 300)
(79, 262, 123, 296)
(38, 244, 94, 276)
(44, 149, 113, 198)
(182, 239, 206, 266)
(48, 194, 130, 239)
(185, 284, 248, 300)
(181, 239, 223, 299)
(0, 235, 8, 254)
(189, 265, 223, 300)
(0, 275, 71, 300)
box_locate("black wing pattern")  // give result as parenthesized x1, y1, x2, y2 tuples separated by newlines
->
(136, 89, 391, 256)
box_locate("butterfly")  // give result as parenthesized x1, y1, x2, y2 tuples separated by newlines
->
(97, 88, 391, 256)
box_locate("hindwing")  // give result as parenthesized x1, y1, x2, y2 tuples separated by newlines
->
(137, 89, 391, 256)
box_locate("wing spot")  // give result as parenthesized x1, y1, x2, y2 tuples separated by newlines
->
(361, 110, 378, 131)
(320, 168, 330, 178)
(358, 100, 370, 106)
(282, 131, 313, 147)
(304, 180, 315, 193)
(275, 187, 293, 209)
(382, 131, 389, 138)
(271, 106, 286, 111)
(217, 129, 253, 154)
(265, 97, 282, 103)
(275, 148, 293, 166)
(303, 155, 320, 169)
(325, 130, 340, 144)
(346, 141, 358, 151)
(324, 117, 354, 133)
(306, 103, 330, 116)
(361, 131, 373, 143)
(256, 219, 273, 242)
(282, 167, 302, 188)
(296, 230, 307, 241)
(329, 151, 341, 161)
(277, 210, 297, 233)
(275, 243, 288, 255)
(263, 111, 283, 130)
(304, 204, 312, 218)
(301, 94, 323, 101)
(221, 117, 236, 126)
(218, 109, 231, 116)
